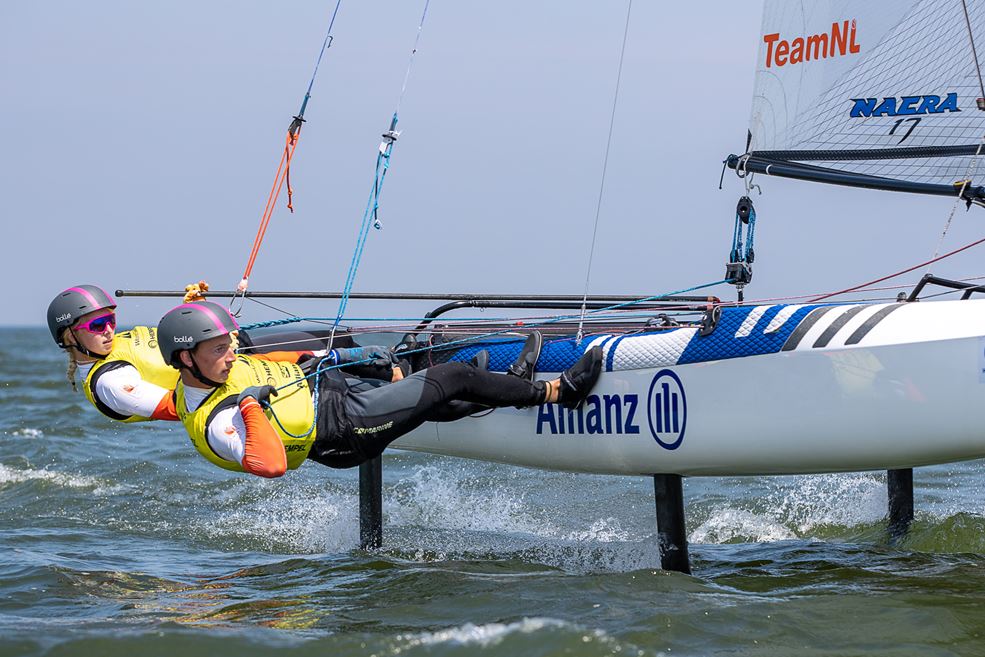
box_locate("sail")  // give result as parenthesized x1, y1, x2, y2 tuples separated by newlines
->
(729, 0, 985, 199)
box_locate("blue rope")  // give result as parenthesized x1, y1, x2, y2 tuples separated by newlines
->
(745, 204, 756, 262)
(371, 114, 398, 231)
(333, 130, 390, 329)
(240, 317, 314, 330)
(727, 197, 756, 279)
(265, 355, 334, 439)
(730, 208, 743, 263)
(330, 1, 431, 338)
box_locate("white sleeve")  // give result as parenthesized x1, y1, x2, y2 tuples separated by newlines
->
(205, 406, 247, 465)
(93, 364, 170, 418)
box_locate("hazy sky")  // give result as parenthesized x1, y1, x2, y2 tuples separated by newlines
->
(4, 1, 983, 329)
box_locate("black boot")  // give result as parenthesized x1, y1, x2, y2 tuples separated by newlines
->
(396, 359, 413, 379)
(558, 346, 603, 409)
(470, 350, 490, 370)
(507, 332, 543, 381)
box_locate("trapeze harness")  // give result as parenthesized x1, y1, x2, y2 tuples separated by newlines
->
(80, 326, 179, 422)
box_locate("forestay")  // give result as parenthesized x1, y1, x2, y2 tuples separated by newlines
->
(730, 0, 985, 199)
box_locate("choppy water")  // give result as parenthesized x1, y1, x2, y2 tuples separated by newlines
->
(4, 326, 985, 656)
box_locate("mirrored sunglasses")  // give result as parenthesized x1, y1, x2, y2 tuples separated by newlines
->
(74, 313, 116, 334)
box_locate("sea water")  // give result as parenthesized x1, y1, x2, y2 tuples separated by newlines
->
(3, 326, 985, 656)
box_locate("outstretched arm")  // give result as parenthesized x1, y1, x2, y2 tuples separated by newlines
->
(93, 364, 179, 421)
(251, 349, 321, 364)
(255, 346, 405, 382)
(330, 346, 405, 382)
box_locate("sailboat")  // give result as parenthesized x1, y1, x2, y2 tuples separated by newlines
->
(379, 0, 985, 477)
(125, 0, 985, 478)
(113, 0, 985, 570)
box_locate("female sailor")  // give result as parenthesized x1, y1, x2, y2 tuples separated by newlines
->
(156, 301, 603, 477)
(47, 285, 181, 422)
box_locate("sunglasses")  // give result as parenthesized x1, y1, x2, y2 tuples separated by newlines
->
(74, 313, 116, 334)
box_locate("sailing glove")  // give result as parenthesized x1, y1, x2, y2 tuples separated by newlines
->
(329, 346, 394, 367)
(237, 385, 279, 407)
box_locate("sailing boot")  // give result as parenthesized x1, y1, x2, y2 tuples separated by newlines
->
(507, 331, 543, 381)
(470, 350, 490, 370)
(396, 358, 413, 379)
(557, 346, 603, 409)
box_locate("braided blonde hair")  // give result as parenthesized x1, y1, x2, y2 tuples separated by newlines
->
(65, 350, 78, 392)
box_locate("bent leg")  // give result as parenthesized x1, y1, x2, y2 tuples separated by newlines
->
(420, 361, 546, 407)
(423, 400, 489, 422)
(340, 362, 544, 460)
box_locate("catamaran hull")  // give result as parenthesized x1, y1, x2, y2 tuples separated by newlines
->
(392, 301, 985, 476)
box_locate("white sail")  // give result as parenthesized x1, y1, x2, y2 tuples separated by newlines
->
(742, 0, 985, 190)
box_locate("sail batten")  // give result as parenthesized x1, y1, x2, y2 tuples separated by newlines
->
(733, 0, 985, 195)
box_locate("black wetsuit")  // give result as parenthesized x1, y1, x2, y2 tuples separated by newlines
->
(307, 361, 544, 469)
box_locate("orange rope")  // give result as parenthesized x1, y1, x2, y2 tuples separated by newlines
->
(239, 129, 301, 291)
(233, 0, 341, 298)
(286, 134, 297, 213)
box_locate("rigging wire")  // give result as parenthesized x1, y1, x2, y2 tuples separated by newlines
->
(262, 278, 728, 392)
(809, 233, 985, 302)
(926, 3, 985, 269)
(925, 142, 985, 268)
(576, 0, 633, 342)
(232, 0, 344, 314)
(328, 0, 431, 348)
(236, 265, 985, 355)
(927, 138, 983, 268)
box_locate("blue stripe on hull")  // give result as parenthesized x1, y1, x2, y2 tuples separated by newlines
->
(677, 304, 823, 364)
(441, 304, 834, 372)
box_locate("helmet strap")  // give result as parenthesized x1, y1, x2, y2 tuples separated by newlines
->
(64, 328, 107, 361)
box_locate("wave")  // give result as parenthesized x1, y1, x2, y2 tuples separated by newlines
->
(7, 428, 44, 437)
(393, 617, 633, 652)
(689, 472, 888, 543)
(0, 463, 122, 495)
(1, 617, 649, 657)
(194, 478, 361, 553)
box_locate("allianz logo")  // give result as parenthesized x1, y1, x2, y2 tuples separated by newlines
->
(537, 394, 641, 436)
(173, 336, 195, 343)
(534, 369, 688, 451)
(56, 313, 72, 322)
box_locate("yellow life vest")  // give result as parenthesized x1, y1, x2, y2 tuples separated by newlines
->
(176, 354, 316, 473)
(83, 326, 179, 422)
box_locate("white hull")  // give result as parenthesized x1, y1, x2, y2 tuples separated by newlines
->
(392, 299, 985, 476)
